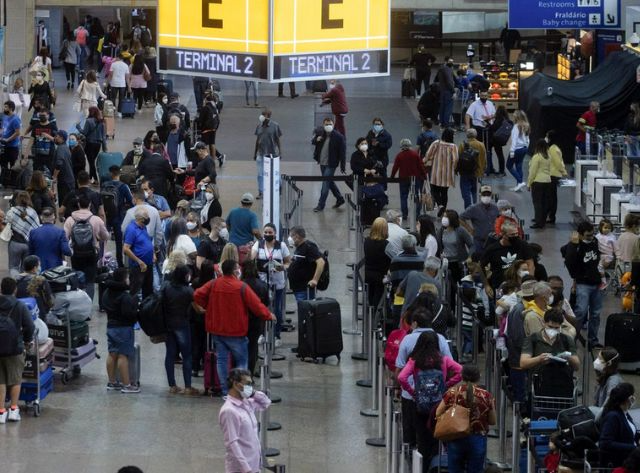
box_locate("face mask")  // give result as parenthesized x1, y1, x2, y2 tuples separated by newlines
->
(287, 236, 295, 247)
(39, 116, 47, 123)
(582, 237, 594, 244)
(548, 295, 554, 306)
(133, 145, 143, 155)
(359, 144, 368, 152)
(258, 114, 266, 123)
(480, 196, 492, 205)
(545, 328, 559, 339)
(473, 274, 482, 283)
(170, 124, 178, 130)
(68, 139, 77, 147)
(142, 217, 151, 226)
(233, 269, 242, 279)
(544, 137, 550, 143)
(264, 234, 275, 242)
(517, 270, 529, 278)
(373, 124, 383, 133)
(219, 228, 229, 240)
(397, 217, 403, 227)
(162, 97, 168, 104)
(205, 193, 214, 201)
(324, 125, 334, 133)
(480, 98, 487, 103)
(593, 358, 606, 372)
(144, 191, 150, 199)
(441, 217, 450, 228)
(501, 209, 513, 218)
(186, 221, 197, 231)
(3, 110, 9, 116)
(507, 235, 519, 245)
(329, 83, 335, 89)
(240, 384, 254, 399)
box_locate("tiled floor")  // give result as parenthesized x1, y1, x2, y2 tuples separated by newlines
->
(0, 67, 633, 473)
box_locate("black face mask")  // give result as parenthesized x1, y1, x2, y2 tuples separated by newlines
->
(446, 63, 453, 68)
(264, 235, 275, 242)
(39, 116, 47, 123)
(480, 98, 487, 103)
(507, 235, 520, 245)
(552, 289, 564, 303)
(142, 217, 151, 226)
(170, 124, 178, 130)
(3, 110, 10, 116)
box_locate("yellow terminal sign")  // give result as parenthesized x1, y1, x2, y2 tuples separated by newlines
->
(157, 0, 389, 81)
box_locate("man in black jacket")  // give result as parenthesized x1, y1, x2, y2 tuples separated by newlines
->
(161, 92, 190, 131)
(312, 117, 346, 212)
(564, 220, 603, 347)
(137, 151, 175, 200)
(436, 56, 456, 127)
(0, 277, 35, 423)
(102, 268, 139, 393)
(411, 44, 436, 96)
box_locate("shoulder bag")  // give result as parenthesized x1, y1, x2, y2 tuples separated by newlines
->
(421, 180, 435, 212)
(434, 386, 471, 441)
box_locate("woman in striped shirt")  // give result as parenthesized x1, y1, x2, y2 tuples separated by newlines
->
(424, 127, 458, 210)
(5, 191, 41, 277)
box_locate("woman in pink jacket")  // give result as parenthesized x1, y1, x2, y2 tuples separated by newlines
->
(398, 330, 462, 466)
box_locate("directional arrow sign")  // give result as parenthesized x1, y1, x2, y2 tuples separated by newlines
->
(509, 0, 620, 29)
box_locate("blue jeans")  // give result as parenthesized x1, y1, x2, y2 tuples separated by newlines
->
(575, 283, 604, 344)
(506, 147, 527, 184)
(256, 155, 264, 194)
(447, 434, 488, 473)
(459, 175, 477, 209)
(274, 288, 284, 338)
(213, 335, 248, 395)
(165, 326, 193, 387)
(399, 179, 423, 219)
(439, 90, 454, 126)
(244, 81, 258, 105)
(294, 288, 315, 303)
(317, 165, 343, 209)
(628, 136, 640, 158)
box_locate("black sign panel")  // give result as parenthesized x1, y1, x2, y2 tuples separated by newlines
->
(273, 50, 388, 80)
(158, 47, 268, 80)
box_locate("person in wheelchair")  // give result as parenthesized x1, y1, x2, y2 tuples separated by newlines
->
(520, 308, 580, 398)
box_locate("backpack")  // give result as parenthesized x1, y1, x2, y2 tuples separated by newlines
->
(385, 328, 407, 371)
(493, 119, 514, 147)
(0, 303, 20, 357)
(70, 217, 96, 258)
(317, 250, 331, 291)
(101, 181, 121, 222)
(140, 28, 152, 48)
(414, 366, 447, 414)
(418, 131, 437, 158)
(202, 102, 220, 131)
(137, 287, 166, 337)
(456, 142, 479, 176)
(58, 40, 69, 62)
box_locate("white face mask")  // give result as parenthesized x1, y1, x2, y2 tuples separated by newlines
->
(329, 83, 335, 89)
(233, 269, 242, 279)
(480, 196, 492, 205)
(548, 295, 554, 306)
(133, 145, 143, 155)
(144, 191, 150, 199)
(502, 209, 513, 218)
(240, 384, 254, 399)
(186, 221, 197, 230)
(359, 144, 368, 152)
(324, 125, 334, 133)
(219, 228, 229, 240)
(205, 192, 214, 201)
(287, 236, 295, 247)
(162, 97, 168, 104)
(441, 217, 450, 228)
(397, 217, 403, 227)
(258, 114, 266, 123)
(517, 270, 529, 278)
(593, 358, 606, 372)
(545, 328, 559, 339)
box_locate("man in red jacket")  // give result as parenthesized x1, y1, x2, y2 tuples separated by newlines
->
(390, 138, 427, 220)
(322, 80, 349, 137)
(194, 259, 275, 395)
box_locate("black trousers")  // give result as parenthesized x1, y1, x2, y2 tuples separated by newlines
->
(401, 397, 437, 472)
(430, 184, 449, 209)
(278, 82, 296, 97)
(130, 264, 153, 300)
(63, 62, 76, 84)
(548, 176, 560, 222)
(84, 141, 101, 181)
(415, 68, 431, 96)
(531, 181, 551, 227)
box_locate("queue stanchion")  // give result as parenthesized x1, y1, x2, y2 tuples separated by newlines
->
(366, 350, 388, 446)
(484, 327, 498, 439)
(495, 376, 512, 470)
(399, 443, 410, 473)
(471, 316, 480, 365)
(345, 258, 363, 336)
(408, 177, 417, 231)
(384, 386, 396, 473)
(581, 340, 591, 403)
(361, 328, 382, 415)
(511, 401, 521, 473)
(356, 300, 374, 387)
(455, 285, 464, 361)
(262, 321, 283, 415)
(390, 409, 403, 473)
(412, 449, 423, 473)
(352, 283, 370, 361)
(270, 289, 286, 362)
(259, 362, 280, 458)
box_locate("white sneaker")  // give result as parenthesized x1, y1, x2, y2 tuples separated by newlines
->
(275, 338, 282, 348)
(7, 408, 20, 422)
(258, 335, 265, 345)
(121, 384, 140, 394)
(0, 410, 7, 424)
(517, 182, 527, 191)
(117, 112, 123, 118)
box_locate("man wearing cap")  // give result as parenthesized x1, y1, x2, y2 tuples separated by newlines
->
(390, 138, 426, 220)
(457, 128, 487, 209)
(52, 130, 76, 204)
(312, 117, 346, 213)
(123, 137, 151, 168)
(226, 194, 262, 262)
(192, 141, 217, 187)
(460, 184, 499, 255)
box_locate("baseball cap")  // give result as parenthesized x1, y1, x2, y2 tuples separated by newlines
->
(517, 280, 536, 298)
(191, 141, 207, 151)
(480, 185, 492, 195)
(496, 199, 512, 209)
(55, 130, 68, 141)
(241, 193, 255, 204)
(133, 137, 143, 145)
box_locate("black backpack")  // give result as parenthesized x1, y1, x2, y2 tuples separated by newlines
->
(70, 217, 96, 258)
(140, 28, 152, 47)
(138, 287, 166, 338)
(317, 250, 331, 291)
(0, 303, 20, 357)
(418, 131, 437, 158)
(101, 181, 121, 222)
(493, 119, 514, 147)
(456, 142, 479, 176)
(202, 103, 220, 131)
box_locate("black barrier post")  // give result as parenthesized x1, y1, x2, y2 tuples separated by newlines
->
(345, 258, 364, 336)
(362, 329, 384, 418)
(511, 402, 520, 473)
(352, 283, 370, 362)
(259, 361, 280, 458)
(356, 298, 374, 386)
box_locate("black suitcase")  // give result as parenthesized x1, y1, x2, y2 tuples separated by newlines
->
(297, 297, 343, 363)
(48, 320, 90, 349)
(605, 313, 640, 369)
(360, 197, 381, 226)
(157, 79, 174, 100)
(42, 265, 80, 293)
(401, 79, 415, 98)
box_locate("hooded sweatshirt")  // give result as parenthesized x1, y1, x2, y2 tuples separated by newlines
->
(564, 239, 601, 285)
(0, 294, 34, 353)
(102, 279, 138, 328)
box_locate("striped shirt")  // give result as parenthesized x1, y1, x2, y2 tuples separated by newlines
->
(6, 206, 40, 242)
(427, 141, 458, 188)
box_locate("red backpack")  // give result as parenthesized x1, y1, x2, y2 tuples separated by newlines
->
(385, 328, 408, 371)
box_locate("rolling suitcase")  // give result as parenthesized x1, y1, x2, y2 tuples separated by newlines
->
(120, 95, 136, 118)
(104, 116, 115, 139)
(297, 296, 343, 363)
(401, 79, 415, 98)
(116, 343, 140, 386)
(360, 197, 381, 226)
(96, 151, 124, 183)
(23, 338, 54, 378)
(204, 334, 232, 395)
(48, 320, 90, 349)
(53, 338, 98, 369)
(604, 313, 640, 371)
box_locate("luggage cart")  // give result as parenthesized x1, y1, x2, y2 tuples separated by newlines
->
(584, 449, 617, 473)
(530, 383, 577, 421)
(525, 419, 558, 473)
(17, 329, 54, 417)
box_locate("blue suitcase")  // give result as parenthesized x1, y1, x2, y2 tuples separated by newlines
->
(120, 96, 136, 118)
(19, 366, 54, 403)
(96, 151, 124, 183)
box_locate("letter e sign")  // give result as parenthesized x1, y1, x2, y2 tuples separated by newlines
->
(202, 0, 223, 28)
(322, 0, 343, 29)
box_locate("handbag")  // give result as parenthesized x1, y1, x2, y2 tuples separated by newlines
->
(143, 66, 151, 82)
(434, 386, 471, 442)
(421, 181, 435, 212)
(0, 222, 13, 242)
